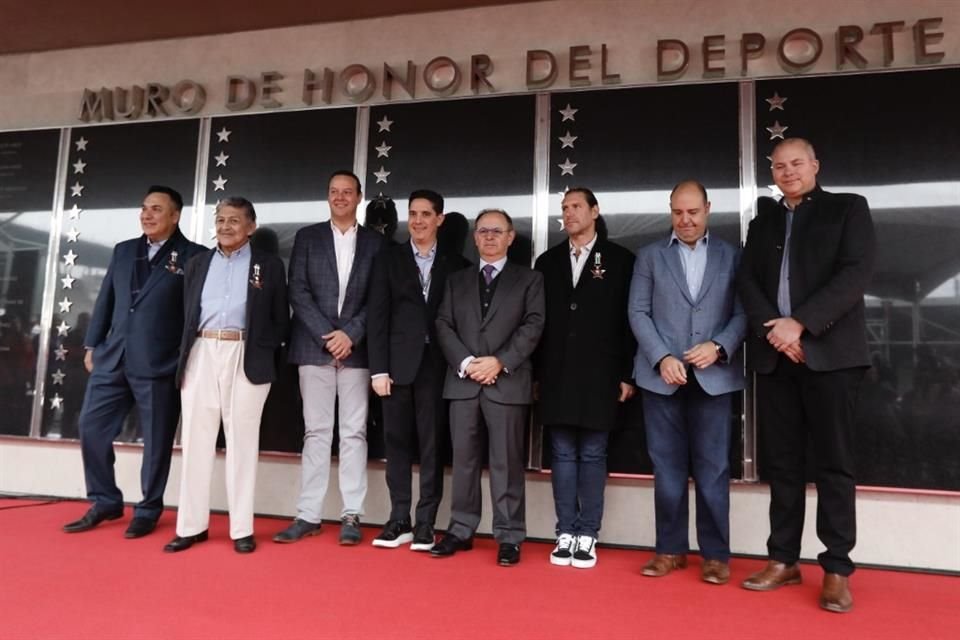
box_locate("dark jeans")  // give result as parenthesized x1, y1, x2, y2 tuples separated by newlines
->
(757, 356, 864, 576)
(642, 376, 732, 562)
(549, 425, 609, 538)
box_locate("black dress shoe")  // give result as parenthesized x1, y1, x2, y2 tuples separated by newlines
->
(124, 517, 157, 539)
(163, 530, 209, 553)
(497, 543, 521, 566)
(234, 535, 256, 554)
(63, 506, 123, 533)
(429, 533, 473, 558)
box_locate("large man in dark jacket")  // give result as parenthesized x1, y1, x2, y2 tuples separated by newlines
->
(737, 138, 876, 613)
(534, 188, 635, 570)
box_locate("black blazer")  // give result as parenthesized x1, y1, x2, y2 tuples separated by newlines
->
(176, 245, 290, 387)
(367, 242, 470, 385)
(737, 186, 876, 374)
(534, 238, 636, 431)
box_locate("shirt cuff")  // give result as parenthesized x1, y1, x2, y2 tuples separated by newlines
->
(458, 355, 475, 379)
(371, 373, 389, 380)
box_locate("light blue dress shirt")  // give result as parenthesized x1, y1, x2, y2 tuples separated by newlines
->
(199, 243, 251, 331)
(670, 231, 709, 300)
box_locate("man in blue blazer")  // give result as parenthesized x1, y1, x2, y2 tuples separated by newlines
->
(274, 171, 385, 545)
(629, 180, 746, 585)
(63, 185, 205, 538)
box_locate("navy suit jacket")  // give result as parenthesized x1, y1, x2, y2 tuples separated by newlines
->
(176, 245, 290, 388)
(287, 221, 385, 368)
(84, 227, 205, 379)
(629, 234, 747, 397)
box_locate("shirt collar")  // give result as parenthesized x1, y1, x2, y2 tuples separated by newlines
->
(410, 239, 437, 259)
(479, 256, 508, 273)
(569, 233, 599, 257)
(779, 183, 823, 211)
(330, 220, 358, 237)
(216, 241, 251, 259)
(668, 230, 709, 248)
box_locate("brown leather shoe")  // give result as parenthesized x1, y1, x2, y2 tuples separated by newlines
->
(741, 560, 802, 591)
(642, 554, 687, 577)
(819, 573, 853, 613)
(701, 559, 730, 585)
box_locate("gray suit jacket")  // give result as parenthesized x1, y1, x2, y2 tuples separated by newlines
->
(436, 261, 545, 405)
(629, 235, 747, 396)
(287, 221, 384, 368)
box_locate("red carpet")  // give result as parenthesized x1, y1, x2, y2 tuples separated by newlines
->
(1, 498, 957, 639)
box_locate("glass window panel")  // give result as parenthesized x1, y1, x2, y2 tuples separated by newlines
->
(0, 129, 59, 436)
(756, 68, 960, 491)
(41, 120, 200, 441)
(544, 84, 743, 476)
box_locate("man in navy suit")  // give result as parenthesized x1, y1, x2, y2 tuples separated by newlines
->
(274, 171, 385, 545)
(738, 138, 875, 613)
(163, 197, 289, 555)
(63, 185, 205, 538)
(367, 189, 468, 551)
(629, 180, 747, 585)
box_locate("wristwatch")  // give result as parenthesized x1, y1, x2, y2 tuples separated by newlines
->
(711, 341, 727, 362)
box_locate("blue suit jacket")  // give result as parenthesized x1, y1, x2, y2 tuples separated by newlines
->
(628, 235, 747, 397)
(287, 221, 384, 368)
(84, 228, 206, 378)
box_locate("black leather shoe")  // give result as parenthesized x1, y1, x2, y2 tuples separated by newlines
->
(124, 517, 157, 539)
(429, 533, 473, 558)
(497, 543, 521, 566)
(163, 530, 209, 553)
(234, 535, 256, 554)
(63, 506, 123, 533)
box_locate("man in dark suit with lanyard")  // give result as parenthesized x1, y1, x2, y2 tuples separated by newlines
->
(63, 185, 205, 538)
(534, 187, 636, 570)
(432, 208, 545, 566)
(367, 189, 468, 551)
(737, 138, 876, 612)
(163, 197, 289, 554)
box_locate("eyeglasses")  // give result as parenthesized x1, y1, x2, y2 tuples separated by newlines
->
(476, 227, 508, 237)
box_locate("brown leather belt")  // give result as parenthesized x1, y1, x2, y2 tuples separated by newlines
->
(198, 329, 245, 341)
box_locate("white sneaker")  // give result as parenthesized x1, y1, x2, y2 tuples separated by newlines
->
(550, 533, 575, 566)
(572, 535, 598, 569)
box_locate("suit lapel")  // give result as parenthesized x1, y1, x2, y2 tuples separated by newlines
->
(245, 247, 264, 331)
(134, 229, 185, 306)
(319, 223, 338, 276)
(661, 242, 695, 306)
(695, 240, 723, 303)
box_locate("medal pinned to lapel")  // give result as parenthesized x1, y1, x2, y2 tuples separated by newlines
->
(590, 251, 606, 280)
(166, 250, 182, 274)
(250, 263, 263, 289)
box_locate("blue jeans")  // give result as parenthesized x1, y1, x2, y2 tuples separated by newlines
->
(641, 377, 732, 562)
(550, 425, 609, 538)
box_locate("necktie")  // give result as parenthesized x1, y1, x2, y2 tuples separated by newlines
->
(777, 210, 793, 317)
(482, 264, 496, 286)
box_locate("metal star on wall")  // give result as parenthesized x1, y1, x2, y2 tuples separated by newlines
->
(54, 345, 68, 361)
(214, 151, 229, 167)
(56, 320, 71, 337)
(58, 298, 73, 314)
(50, 394, 64, 410)
(376, 116, 394, 132)
(375, 142, 392, 158)
(766, 92, 788, 111)
(212, 175, 228, 191)
(559, 104, 578, 122)
(766, 121, 788, 140)
(51, 369, 66, 385)
(66, 228, 80, 243)
(557, 218, 565, 230)
(73, 159, 87, 174)
(768, 184, 784, 198)
(557, 158, 577, 176)
(373, 166, 391, 184)
(75, 137, 89, 151)
(61, 274, 75, 289)
(68, 205, 82, 220)
(63, 250, 78, 266)
(70, 181, 84, 197)
(216, 127, 232, 142)
(558, 131, 578, 149)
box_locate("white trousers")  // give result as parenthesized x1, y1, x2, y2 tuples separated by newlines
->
(296, 364, 369, 521)
(176, 338, 271, 539)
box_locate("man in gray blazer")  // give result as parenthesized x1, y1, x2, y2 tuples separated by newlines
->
(629, 181, 747, 585)
(432, 209, 545, 566)
(273, 170, 384, 545)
